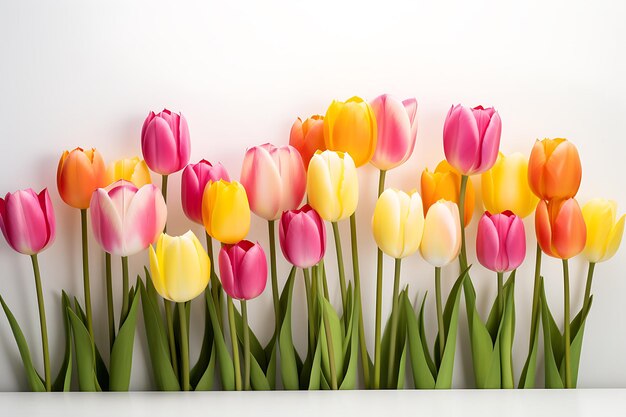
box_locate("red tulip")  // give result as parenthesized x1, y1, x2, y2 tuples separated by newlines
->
(181, 160, 230, 224)
(141, 109, 191, 175)
(218, 240, 267, 300)
(476, 211, 526, 272)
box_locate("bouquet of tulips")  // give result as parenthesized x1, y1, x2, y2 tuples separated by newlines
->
(0, 96, 622, 392)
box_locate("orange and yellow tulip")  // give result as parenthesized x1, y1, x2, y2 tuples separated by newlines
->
(421, 160, 475, 226)
(57, 148, 107, 209)
(528, 138, 582, 200)
(535, 198, 587, 259)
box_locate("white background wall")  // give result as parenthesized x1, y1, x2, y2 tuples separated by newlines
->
(1, 0, 625, 391)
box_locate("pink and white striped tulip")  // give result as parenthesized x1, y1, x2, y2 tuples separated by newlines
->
(0, 188, 56, 255)
(279, 205, 326, 268)
(89, 180, 167, 257)
(370, 95, 418, 171)
(476, 211, 526, 273)
(141, 109, 191, 175)
(218, 240, 268, 300)
(181, 160, 230, 224)
(240, 144, 306, 221)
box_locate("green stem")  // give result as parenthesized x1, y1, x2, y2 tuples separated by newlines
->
(177, 302, 190, 391)
(206, 232, 222, 327)
(30, 254, 51, 392)
(563, 259, 571, 388)
(161, 174, 168, 232)
(583, 262, 595, 317)
(386, 258, 402, 386)
(527, 244, 542, 353)
(105, 252, 115, 350)
(457, 175, 469, 270)
(303, 268, 315, 354)
(318, 265, 337, 390)
(331, 222, 347, 313)
(497, 271, 504, 320)
(267, 220, 279, 388)
(435, 267, 445, 363)
(241, 300, 251, 391)
(80, 209, 94, 341)
(373, 237, 384, 389)
(227, 296, 242, 391)
(321, 261, 330, 300)
(164, 300, 179, 377)
(121, 256, 129, 324)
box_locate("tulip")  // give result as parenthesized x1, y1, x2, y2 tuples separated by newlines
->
(57, 147, 107, 209)
(443, 104, 501, 176)
(476, 211, 526, 273)
(202, 180, 250, 244)
(106, 157, 152, 188)
(181, 160, 230, 225)
(369, 95, 418, 171)
(307, 150, 358, 222)
(528, 138, 582, 200)
(582, 199, 625, 264)
(290, 115, 326, 169)
(279, 205, 326, 269)
(420, 200, 462, 267)
(323, 96, 377, 167)
(421, 160, 475, 226)
(240, 144, 306, 221)
(141, 109, 191, 175)
(535, 198, 587, 260)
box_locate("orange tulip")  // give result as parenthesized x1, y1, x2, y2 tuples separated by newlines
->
(57, 148, 107, 209)
(535, 198, 587, 259)
(421, 160, 475, 226)
(528, 138, 582, 200)
(289, 115, 325, 169)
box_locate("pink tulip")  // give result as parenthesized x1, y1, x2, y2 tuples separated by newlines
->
(218, 240, 267, 300)
(279, 205, 326, 268)
(89, 180, 167, 257)
(141, 109, 191, 175)
(476, 211, 526, 273)
(443, 104, 502, 175)
(240, 144, 306, 221)
(181, 160, 230, 224)
(370, 95, 418, 170)
(0, 189, 55, 255)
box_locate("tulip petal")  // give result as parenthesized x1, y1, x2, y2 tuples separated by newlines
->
(238, 244, 267, 300)
(504, 216, 526, 271)
(553, 199, 587, 259)
(443, 105, 479, 175)
(602, 214, 626, 262)
(476, 214, 501, 272)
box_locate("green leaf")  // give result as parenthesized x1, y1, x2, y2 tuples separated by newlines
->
(109, 287, 140, 391)
(191, 289, 215, 388)
(194, 341, 216, 391)
(279, 270, 299, 390)
(249, 349, 271, 390)
(72, 298, 109, 390)
(339, 286, 359, 390)
(540, 279, 564, 389)
(499, 278, 516, 389)
(568, 297, 592, 387)
(306, 334, 323, 390)
(67, 306, 98, 392)
(233, 307, 267, 371)
(205, 286, 235, 391)
(404, 292, 436, 389)
(52, 291, 73, 392)
(318, 295, 343, 388)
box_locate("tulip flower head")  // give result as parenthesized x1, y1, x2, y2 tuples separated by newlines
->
(141, 109, 191, 175)
(106, 157, 152, 187)
(443, 104, 502, 175)
(369, 94, 418, 171)
(149, 231, 210, 302)
(202, 180, 251, 244)
(0, 188, 56, 255)
(240, 144, 306, 221)
(306, 150, 359, 222)
(421, 160, 475, 226)
(181, 160, 230, 224)
(476, 211, 526, 273)
(219, 240, 267, 300)
(372, 189, 425, 259)
(582, 198, 625, 263)
(90, 180, 167, 257)
(420, 200, 462, 267)
(279, 205, 326, 269)
(57, 147, 107, 209)
(289, 115, 326, 169)
(535, 198, 587, 259)
(324, 96, 378, 167)
(528, 138, 582, 200)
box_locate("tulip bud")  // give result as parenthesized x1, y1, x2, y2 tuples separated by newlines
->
(443, 104, 501, 175)
(419, 200, 461, 267)
(369, 95, 418, 171)
(202, 180, 251, 244)
(372, 189, 424, 259)
(323, 96, 377, 167)
(476, 211, 526, 272)
(535, 198, 587, 259)
(57, 147, 107, 209)
(219, 240, 267, 300)
(481, 152, 539, 218)
(141, 109, 191, 175)
(240, 144, 306, 221)
(421, 160, 475, 226)
(90, 181, 167, 257)
(106, 157, 152, 188)
(279, 205, 326, 268)
(149, 231, 210, 302)
(290, 115, 326, 169)
(582, 199, 625, 263)
(528, 138, 582, 200)
(0, 189, 56, 255)
(306, 150, 358, 222)
(181, 160, 230, 224)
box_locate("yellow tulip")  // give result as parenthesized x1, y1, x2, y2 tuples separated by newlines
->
(202, 180, 251, 244)
(106, 156, 152, 187)
(323, 96, 377, 167)
(481, 152, 538, 218)
(420, 200, 462, 267)
(372, 189, 424, 259)
(307, 150, 358, 222)
(582, 199, 625, 263)
(149, 231, 210, 302)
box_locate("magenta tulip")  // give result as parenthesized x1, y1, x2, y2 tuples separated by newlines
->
(141, 109, 191, 175)
(370, 95, 418, 171)
(476, 211, 526, 273)
(240, 143, 306, 221)
(218, 240, 268, 300)
(0, 188, 56, 255)
(443, 104, 502, 175)
(279, 205, 326, 268)
(89, 180, 167, 257)
(181, 160, 230, 224)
